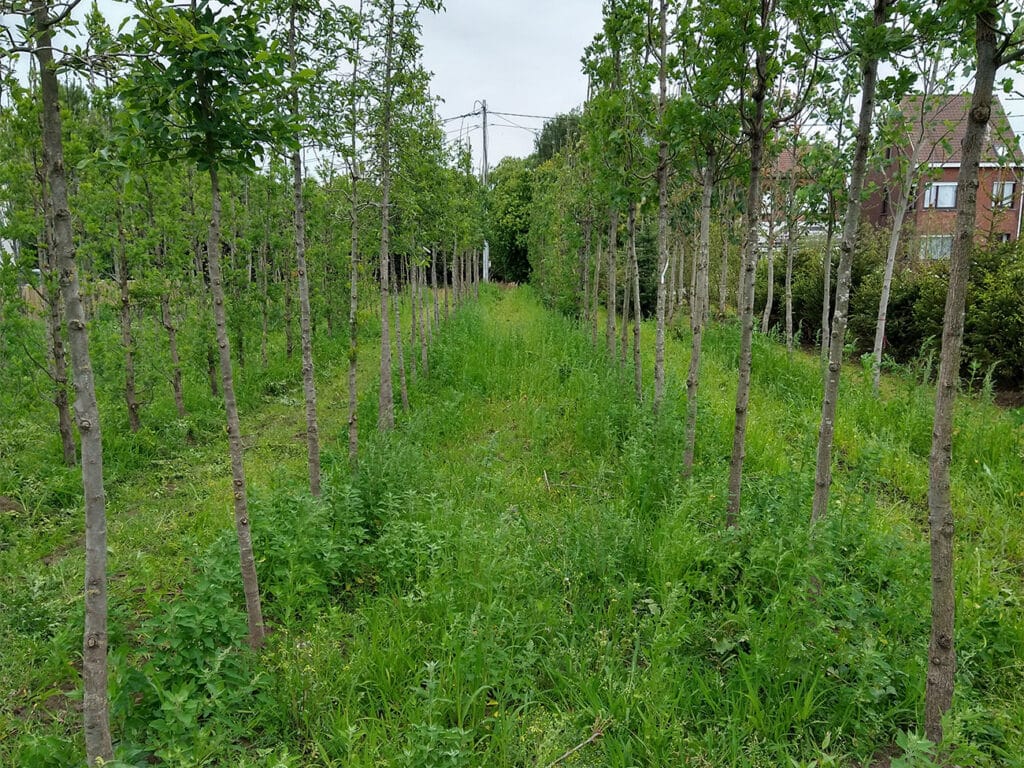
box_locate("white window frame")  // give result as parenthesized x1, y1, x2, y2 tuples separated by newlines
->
(992, 180, 1016, 209)
(923, 182, 957, 209)
(920, 235, 953, 260)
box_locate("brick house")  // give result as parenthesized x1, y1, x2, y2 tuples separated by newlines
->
(863, 93, 1024, 259)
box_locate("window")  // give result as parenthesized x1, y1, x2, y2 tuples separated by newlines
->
(998, 233, 1011, 244)
(993, 180, 1016, 209)
(920, 235, 953, 260)
(923, 182, 957, 209)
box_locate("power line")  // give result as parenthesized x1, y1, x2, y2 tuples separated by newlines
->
(490, 110, 556, 121)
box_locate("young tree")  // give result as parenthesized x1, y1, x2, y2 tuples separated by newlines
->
(924, 0, 1024, 744)
(869, 57, 957, 395)
(724, 0, 822, 527)
(811, 0, 892, 525)
(14, 1, 116, 761)
(123, 0, 296, 649)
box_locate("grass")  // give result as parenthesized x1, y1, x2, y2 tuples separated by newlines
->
(1, 284, 1023, 766)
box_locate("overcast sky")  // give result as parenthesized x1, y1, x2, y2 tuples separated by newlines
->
(419, 0, 603, 174)
(3, 1, 1023, 173)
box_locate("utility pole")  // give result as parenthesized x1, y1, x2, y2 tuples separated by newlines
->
(481, 99, 488, 187)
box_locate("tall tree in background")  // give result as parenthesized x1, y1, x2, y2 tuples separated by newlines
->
(367, 0, 440, 429)
(21, 0, 115, 761)
(282, 0, 322, 495)
(811, 0, 890, 524)
(124, 0, 296, 649)
(725, 0, 821, 527)
(924, 0, 1024, 744)
(651, 0, 674, 413)
(676, 0, 742, 476)
(869, 55, 956, 395)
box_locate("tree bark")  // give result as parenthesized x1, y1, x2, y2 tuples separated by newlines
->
(409, 256, 419, 382)
(606, 208, 618, 358)
(34, 3, 113, 759)
(160, 291, 187, 419)
(431, 246, 439, 328)
(291, 146, 320, 495)
(726, 17, 770, 528)
(760, 199, 777, 335)
(718, 209, 730, 318)
(591, 239, 602, 345)
(391, 258, 409, 413)
(811, 0, 886, 525)
(652, 0, 670, 414)
(620, 229, 631, 372)
(39, 217, 77, 466)
(820, 201, 835, 362)
(444, 248, 450, 320)
(376, 3, 395, 431)
(872, 191, 909, 393)
(580, 217, 591, 319)
(348, 170, 360, 461)
(924, 4, 999, 743)
(683, 157, 714, 477)
(784, 183, 797, 354)
(419, 265, 429, 373)
(259, 208, 270, 368)
(208, 164, 265, 649)
(115, 200, 140, 433)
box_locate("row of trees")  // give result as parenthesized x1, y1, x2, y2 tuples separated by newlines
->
(0, 0, 487, 762)
(494, 0, 1023, 754)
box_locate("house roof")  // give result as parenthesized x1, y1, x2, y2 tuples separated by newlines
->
(893, 93, 1023, 166)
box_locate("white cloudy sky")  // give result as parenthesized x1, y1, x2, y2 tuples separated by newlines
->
(419, 0, 603, 172)
(3, 0, 1023, 174)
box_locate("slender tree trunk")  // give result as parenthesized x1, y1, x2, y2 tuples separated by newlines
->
(784, 204, 797, 353)
(925, 4, 999, 743)
(820, 205, 835, 362)
(431, 246, 439, 327)
(160, 291, 187, 419)
(453, 249, 461, 305)
(390, 258, 409, 413)
(419, 266, 429, 373)
(667, 235, 677, 322)
(872, 189, 912, 394)
(631, 208, 642, 402)
(718, 213, 730, 317)
(291, 143, 321, 495)
(208, 165, 265, 649)
(444, 249, 451, 319)
(473, 250, 479, 300)
(620, 225, 631, 372)
(284, 267, 294, 360)
(652, 0, 670, 413)
(811, 0, 886, 525)
(39, 220, 77, 466)
(606, 208, 618, 358)
(347, 177, 360, 462)
(259, 212, 270, 368)
(782, 177, 798, 354)
(377, 33, 395, 432)
(408, 256, 419, 382)
(684, 157, 715, 477)
(34, 6, 113, 759)
(760, 207, 777, 335)
(726, 32, 769, 528)
(591, 240, 602, 345)
(580, 218, 591, 319)
(115, 202, 140, 433)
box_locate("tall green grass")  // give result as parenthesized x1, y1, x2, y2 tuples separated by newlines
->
(2, 285, 1022, 766)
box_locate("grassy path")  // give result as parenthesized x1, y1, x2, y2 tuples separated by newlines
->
(3, 285, 1022, 766)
